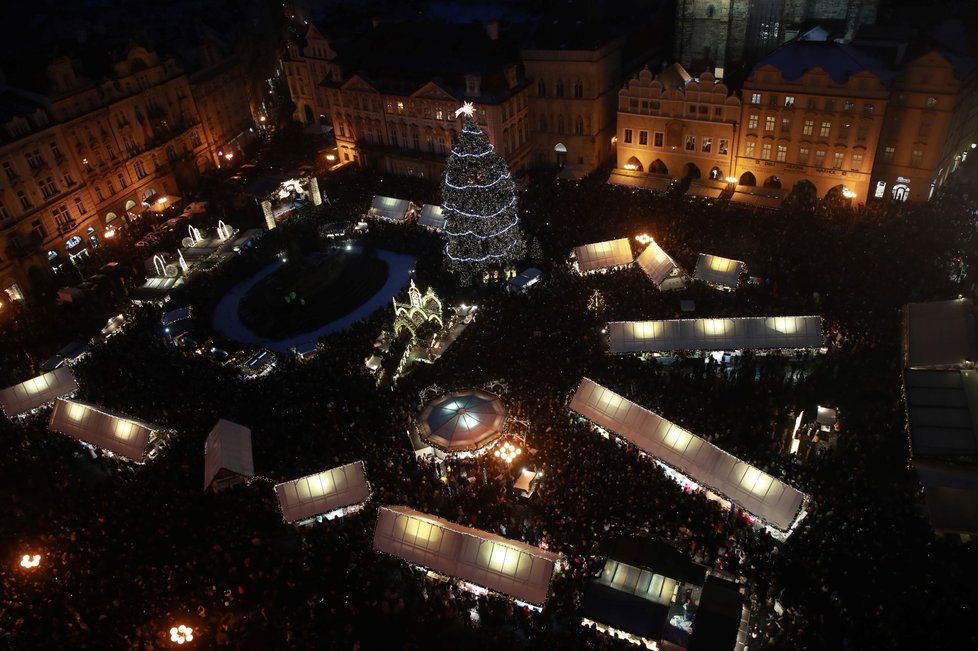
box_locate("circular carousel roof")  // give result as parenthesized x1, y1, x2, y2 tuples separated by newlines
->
(419, 390, 507, 453)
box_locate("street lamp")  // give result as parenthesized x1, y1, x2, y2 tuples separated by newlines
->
(493, 441, 522, 464)
(169, 625, 194, 645)
(635, 233, 652, 245)
(842, 188, 857, 200)
(725, 176, 738, 185)
(19, 554, 41, 569)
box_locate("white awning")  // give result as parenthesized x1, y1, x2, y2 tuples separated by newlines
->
(369, 195, 411, 221)
(274, 461, 370, 523)
(373, 505, 561, 606)
(420, 204, 447, 229)
(48, 399, 165, 462)
(693, 254, 747, 290)
(607, 316, 824, 353)
(203, 419, 254, 491)
(569, 378, 807, 531)
(0, 367, 78, 417)
(635, 239, 681, 287)
(902, 299, 978, 370)
(573, 238, 633, 274)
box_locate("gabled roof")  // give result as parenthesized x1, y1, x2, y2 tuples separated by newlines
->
(0, 367, 77, 418)
(274, 461, 370, 523)
(752, 40, 895, 85)
(203, 419, 254, 491)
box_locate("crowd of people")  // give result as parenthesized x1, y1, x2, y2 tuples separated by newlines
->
(3, 163, 978, 650)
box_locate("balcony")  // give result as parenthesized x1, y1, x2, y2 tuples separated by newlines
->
(56, 219, 77, 235)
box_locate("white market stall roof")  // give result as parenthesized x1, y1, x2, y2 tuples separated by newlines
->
(608, 171, 674, 193)
(203, 419, 254, 491)
(48, 399, 165, 462)
(569, 378, 807, 531)
(607, 316, 824, 354)
(420, 204, 447, 229)
(573, 238, 633, 274)
(0, 367, 78, 418)
(693, 254, 746, 290)
(373, 505, 561, 606)
(687, 184, 724, 200)
(902, 299, 978, 370)
(730, 190, 782, 210)
(274, 461, 370, 523)
(369, 195, 412, 222)
(635, 239, 681, 287)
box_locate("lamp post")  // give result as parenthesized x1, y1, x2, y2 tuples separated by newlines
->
(19, 554, 41, 569)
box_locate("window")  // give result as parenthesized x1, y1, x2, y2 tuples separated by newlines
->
(63, 172, 76, 187)
(39, 176, 58, 199)
(53, 204, 72, 230)
(784, 96, 795, 107)
(745, 141, 755, 158)
(0, 201, 8, 222)
(575, 116, 584, 135)
(919, 122, 931, 137)
(95, 186, 104, 202)
(654, 132, 664, 147)
(750, 93, 761, 104)
(764, 116, 775, 132)
(824, 100, 834, 112)
(2, 162, 15, 180)
(623, 128, 633, 144)
(776, 145, 787, 162)
(802, 120, 814, 136)
(396, 101, 405, 114)
(798, 147, 810, 164)
(556, 80, 565, 97)
(883, 146, 895, 162)
(702, 137, 712, 153)
(781, 117, 791, 132)
(17, 190, 31, 210)
(814, 150, 826, 167)
(32, 219, 47, 240)
(857, 124, 868, 141)
(538, 79, 546, 97)
(874, 180, 887, 198)
(685, 135, 696, 151)
(117, 172, 127, 188)
(50, 142, 64, 161)
(74, 196, 87, 215)
(833, 152, 844, 169)
(688, 105, 697, 114)
(819, 121, 831, 138)
(639, 130, 648, 146)
(761, 143, 772, 159)
(807, 98, 817, 109)
(926, 97, 937, 108)
(385, 102, 394, 114)
(718, 139, 728, 155)
(911, 149, 924, 167)
(191, 130, 202, 147)
(843, 100, 854, 113)
(748, 114, 759, 129)
(574, 80, 583, 98)
(863, 103, 876, 115)
(839, 123, 850, 139)
(850, 153, 863, 171)
(134, 160, 147, 179)
(26, 149, 45, 170)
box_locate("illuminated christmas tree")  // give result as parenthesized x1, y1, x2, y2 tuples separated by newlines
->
(443, 103, 525, 279)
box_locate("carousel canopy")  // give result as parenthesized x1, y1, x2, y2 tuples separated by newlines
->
(274, 461, 370, 523)
(607, 316, 824, 354)
(420, 204, 447, 229)
(373, 505, 561, 606)
(419, 390, 507, 453)
(203, 419, 254, 491)
(0, 367, 77, 418)
(635, 239, 681, 287)
(48, 399, 164, 463)
(573, 238, 633, 274)
(570, 378, 807, 531)
(693, 254, 746, 290)
(369, 195, 411, 222)
(902, 299, 978, 370)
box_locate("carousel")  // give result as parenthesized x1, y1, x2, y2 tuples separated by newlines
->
(418, 389, 507, 457)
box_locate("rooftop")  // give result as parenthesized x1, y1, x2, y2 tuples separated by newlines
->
(751, 40, 895, 85)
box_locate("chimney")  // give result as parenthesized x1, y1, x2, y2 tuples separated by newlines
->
(486, 20, 499, 41)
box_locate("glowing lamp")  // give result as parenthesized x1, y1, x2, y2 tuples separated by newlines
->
(635, 233, 652, 245)
(224, 153, 233, 161)
(20, 554, 41, 569)
(495, 441, 522, 464)
(105, 227, 116, 239)
(260, 116, 267, 123)
(623, 163, 638, 171)
(326, 153, 337, 161)
(157, 197, 167, 205)
(725, 176, 738, 184)
(842, 188, 857, 199)
(169, 625, 194, 644)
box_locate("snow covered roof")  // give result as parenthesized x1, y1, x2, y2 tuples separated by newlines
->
(607, 316, 824, 353)
(203, 419, 254, 491)
(573, 238, 633, 274)
(0, 367, 77, 418)
(373, 505, 560, 606)
(274, 461, 370, 523)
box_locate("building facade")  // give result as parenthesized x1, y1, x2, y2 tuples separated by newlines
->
(522, 37, 626, 178)
(281, 24, 335, 125)
(612, 65, 741, 187)
(733, 41, 890, 200)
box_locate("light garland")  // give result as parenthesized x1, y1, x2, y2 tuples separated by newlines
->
(444, 172, 511, 190)
(443, 196, 516, 219)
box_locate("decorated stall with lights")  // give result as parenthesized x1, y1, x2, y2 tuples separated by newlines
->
(0, 367, 78, 418)
(571, 238, 634, 275)
(373, 505, 561, 608)
(203, 419, 255, 492)
(606, 316, 825, 356)
(274, 461, 371, 525)
(417, 389, 508, 459)
(48, 399, 169, 463)
(569, 378, 809, 536)
(368, 196, 415, 222)
(635, 237, 684, 290)
(246, 173, 323, 230)
(693, 254, 747, 291)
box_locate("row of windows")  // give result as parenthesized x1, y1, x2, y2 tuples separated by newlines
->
(742, 141, 866, 170)
(748, 92, 885, 114)
(746, 115, 873, 141)
(538, 79, 584, 99)
(539, 114, 588, 135)
(623, 97, 730, 120)
(623, 128, 730, 155)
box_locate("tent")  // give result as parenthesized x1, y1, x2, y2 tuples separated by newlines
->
(368, 196, 412, 222)
(904, 369, 978, 458)
(373, 505, 560, 606)
(419, 390, 507, 454)
(569, 378, 807, 532)
(573, 238, 633, 274)
(419, 204, 447, 230)
(514, 469, 540, 496)
(693, 254, 746, 290)
(48, 399, 166, 463)
(635, 239, 681, 288)
(902, 299, 978, 370)
(0, 367, 78, 418)
(274, 461, 370, 523)
(203, 419, 254, 492)
(509, 268, 542, 293)
(607, 316, 824, 354)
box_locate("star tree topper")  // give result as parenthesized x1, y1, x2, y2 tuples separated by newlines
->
(454, 102, 475, 118)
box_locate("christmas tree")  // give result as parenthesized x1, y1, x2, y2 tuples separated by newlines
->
(443, 103, 525, 278)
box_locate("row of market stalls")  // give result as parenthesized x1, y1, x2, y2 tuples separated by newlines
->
(901, 297, 978, 541)
(366, 195, 447, 230)
(605, 316, 826, 355)
(608, 171, 784, 210)
(570, 378, 809, 536)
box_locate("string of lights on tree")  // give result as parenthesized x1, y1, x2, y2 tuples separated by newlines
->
(442, 102, 525, 277)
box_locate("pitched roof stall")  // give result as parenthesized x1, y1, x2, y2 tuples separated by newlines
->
(0, 367, 78, 417)
(573, 238, 633, 274)
(274, 461, 371, 523)
(606, 316, 824, 354)
(48, 399, 167, 463)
